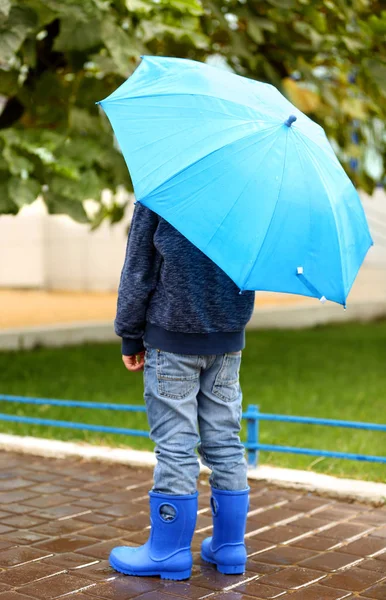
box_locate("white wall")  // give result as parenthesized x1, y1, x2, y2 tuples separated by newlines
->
(0, 196, 133, 292)
(0, 190, 385, 292)
(360, 187, 386, 267)
(0, 209, 45, 288)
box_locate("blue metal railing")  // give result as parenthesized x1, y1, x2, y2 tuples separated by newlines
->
(0, 395, 385, 468)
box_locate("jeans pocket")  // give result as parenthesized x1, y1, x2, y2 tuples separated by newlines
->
(212, 352, 242, 402)
(156, 350, 199, 400)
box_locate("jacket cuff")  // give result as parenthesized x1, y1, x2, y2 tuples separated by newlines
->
(121, 337, 145, 356)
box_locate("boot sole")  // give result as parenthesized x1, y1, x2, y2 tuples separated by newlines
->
(201, 551, 245, 575)
(110, 557, 191, 580)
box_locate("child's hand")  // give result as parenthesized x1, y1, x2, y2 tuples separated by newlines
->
(122, 352, 146, 372)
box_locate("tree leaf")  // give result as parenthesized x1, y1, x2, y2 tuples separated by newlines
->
(0, 181, 18, 214)
(44, 191, 89, 223)
(8, 176, 41, 207)
(267, 0, 296, 8)
(3, 146, 35, 175)
(247, 20, 264, 44)
(54, 18, 102, 51)
(161, 0, 204, 17)
(125, 0, 152, 14)
(283, 78, 320, 113)
(0, 5, 38, 61)
(101, 17, 143, 75)
(49, 169, 101, 201)
(365, 59, 386, 95)
(0, 69, 19, 95)
(0, 0, 11, 18)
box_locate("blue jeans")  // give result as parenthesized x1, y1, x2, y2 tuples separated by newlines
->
(143, 344, 248, 495)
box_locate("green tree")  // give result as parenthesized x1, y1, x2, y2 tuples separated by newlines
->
(0, 0, 385, 224)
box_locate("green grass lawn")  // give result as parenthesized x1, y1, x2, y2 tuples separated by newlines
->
(0, 322, 385, 482)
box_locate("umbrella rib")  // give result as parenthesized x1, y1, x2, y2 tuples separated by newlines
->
(102, 93, 284, 124)
(240, 128, 290, 291)
(202, 130, 281, 253)
(141, 124, 279, 202)
(295, 131, 347, 295)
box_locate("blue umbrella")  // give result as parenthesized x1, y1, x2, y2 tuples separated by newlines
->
(98, 56, 373, 306)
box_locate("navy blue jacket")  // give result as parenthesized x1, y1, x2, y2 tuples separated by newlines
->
(115, 202, 255, 355)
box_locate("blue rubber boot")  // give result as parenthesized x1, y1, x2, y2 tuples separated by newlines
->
(201, 487, 249, 575)
(109, 491, 198, 580)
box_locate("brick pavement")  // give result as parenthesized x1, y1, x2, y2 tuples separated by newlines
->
(0, 452, 386, 599)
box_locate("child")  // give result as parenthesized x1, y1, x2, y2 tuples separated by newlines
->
(109, 202, 255, 580)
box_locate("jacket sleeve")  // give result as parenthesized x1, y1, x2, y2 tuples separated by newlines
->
(114, 202, 161, 355)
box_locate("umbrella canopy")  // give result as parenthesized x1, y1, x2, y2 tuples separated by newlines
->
(98, 56, 373, 306)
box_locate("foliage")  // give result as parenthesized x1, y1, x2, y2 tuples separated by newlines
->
(0, 0, 385, 223)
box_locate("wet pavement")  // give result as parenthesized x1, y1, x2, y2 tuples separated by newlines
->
(0, 452, 386, 599)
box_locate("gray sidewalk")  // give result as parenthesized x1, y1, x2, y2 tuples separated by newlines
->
(1, 266, 385, 351)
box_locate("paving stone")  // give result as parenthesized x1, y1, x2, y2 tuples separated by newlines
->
(285, 516, 335, 531)
(285, 497, 334, 512)
(315, 508, 360, 521)
(71, 559, 115, 581)
(62, 489, 97, 499)
(252, 546, 317, 566)
(0, 561, 65, 587)
(318, 523, 373, 540)
(371, 526, 386, 539)
(250, 525, 310, 544)
(189, 569, 248, 591)
(259, 566, 327, 589)
(34, 535, 100, 553)
(2, 530, 49, 545)
(76, 525, 130, 540)
(115, 592, 179, 600)
(1, 451, 386, 600)
(75, 539, 137, 560)
(40, 553, 101, 570)
(73, 513, 115, 525)
(18, 572, 96, 599)
(0, 504, 34, 515)
(94, 504, 132, 518)
(359, 558, 386, 573)
(32, 518, 89, 537)
(299, 551, 363, 572)
(340, 536, 386, 557)
(81, 577, 159, 598)
(361, 582, 386, 598)
(319, 566, 385, 591)
(31, 504, 92, 520)
(247, 560, 283, 575)
(0, 586, 11, 594)
(0, 478, 35, 491)
(1, 515, 46, 529)
(0, 526, 15, 535)
(0, 593, 37, 599)
(73, 498, 109, 509)
(291, 535, 337, 552)
(28, 483, 69, 494)
(229, 581, 286, 598)
(0, 541, 15, 552)
(209, 592, 262, 600)
(0, 547, 52, 569)
(203, 593, 257, 600)
(163, 581, 218, 598)
(282, 584, 354, 599)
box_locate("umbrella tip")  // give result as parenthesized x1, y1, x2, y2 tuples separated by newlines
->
(285, 114, 297, 127)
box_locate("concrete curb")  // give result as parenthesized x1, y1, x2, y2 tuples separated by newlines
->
(1, 298, 386, 351)
(0, 321, 117, 351)
(1, 434, 385, 505)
